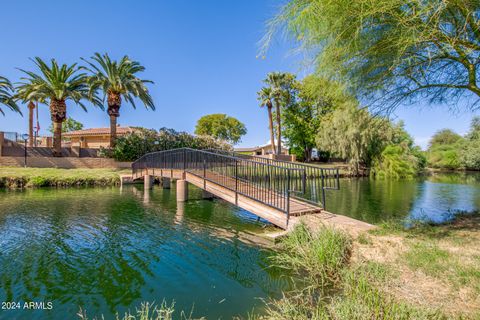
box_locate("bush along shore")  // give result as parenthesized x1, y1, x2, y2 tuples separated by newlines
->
(0, 168, 131, 189)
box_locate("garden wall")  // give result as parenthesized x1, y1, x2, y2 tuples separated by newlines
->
(0, 156, 131, 169)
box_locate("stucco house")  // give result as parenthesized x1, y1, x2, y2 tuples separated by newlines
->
(234, 143, 295, 161)
(63, 126, 136, 148)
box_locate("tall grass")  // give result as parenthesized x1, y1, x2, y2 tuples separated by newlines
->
(77, 301, 203, 320)
(271, 223, 352, 291)
(253, 224, 446, 320)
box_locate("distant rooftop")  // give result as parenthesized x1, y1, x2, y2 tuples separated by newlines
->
(63, 126, 135, 137)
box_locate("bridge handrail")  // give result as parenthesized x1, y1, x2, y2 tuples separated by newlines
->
(204, 148, 340, 207)
(132, 148, 312, 216)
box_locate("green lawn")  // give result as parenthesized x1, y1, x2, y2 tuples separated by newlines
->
(0, 167, 131, 188)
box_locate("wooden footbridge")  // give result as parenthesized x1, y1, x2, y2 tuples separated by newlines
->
(130, 148, 342, 230)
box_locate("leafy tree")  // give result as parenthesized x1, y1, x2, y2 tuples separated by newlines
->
(428, 144, 463, 169)
(460, 116, 480, 169)
(48, 117, 84, 134)
(16, 58, 101, 156)
(460, 140, 480, 170)
(0, 76, 20, 115)
(429, 129, 463, 147)
(466, 116, 480, 140)
(371, 123, 426, 178)
(426, 128, 464, 169)
(194, 114, 247, 144)
(316, 104, 392, 175)
(263, 0, 480, 111)
(82, 53, 154, 148)
(283, 75, 349, 161)
(257, 87, 277, 154)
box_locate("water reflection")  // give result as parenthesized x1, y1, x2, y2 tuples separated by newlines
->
(0, 187, 286, 320)
(326, 172, 480, 224)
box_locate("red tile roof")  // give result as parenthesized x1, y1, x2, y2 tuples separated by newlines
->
(63, 126, 135, 137)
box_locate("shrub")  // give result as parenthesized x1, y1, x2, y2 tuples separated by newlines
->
(100, 127, 232, 162)
(371, 145, 425, 179)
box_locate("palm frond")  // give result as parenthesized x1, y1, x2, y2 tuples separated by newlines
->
(82, 52, 155, 111)
(0, 76, 21, 115)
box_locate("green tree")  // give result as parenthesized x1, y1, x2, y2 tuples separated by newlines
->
(429, 129, 463, 147)
(426, 129, 464, 169)
(48, 117, 84, 134)
(372, 123, 426, 178)
(262, 72, 296, 154)
(0, 76, 20, 115)
(466, 116, 480, 140)
(460, 116, 480, 169)
(257, 87, 277, 154)
(316, 104, 392, 175)
(283, 76, 349, 161)
(263, 0, 480, 111)
(194, 114, 247, 144)
(16, 58, 101, 156)
(82, 53, 155, 148)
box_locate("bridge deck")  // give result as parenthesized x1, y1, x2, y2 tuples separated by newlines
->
(134, 168, 321, 229)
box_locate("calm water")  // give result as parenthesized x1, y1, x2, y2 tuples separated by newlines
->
(1, 172, 478, 319)
(326, 172, 480, 224)
(0, 186, 286, 320)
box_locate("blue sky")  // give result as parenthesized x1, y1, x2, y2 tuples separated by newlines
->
(0, 0, 478, 149)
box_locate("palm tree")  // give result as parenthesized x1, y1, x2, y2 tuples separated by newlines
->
(81, 53, 155, 148)
(0, 76, 20, 115)
(264, 72, 288, 155)
(257, 87, 276, 154)
(16, 57, 101, 156)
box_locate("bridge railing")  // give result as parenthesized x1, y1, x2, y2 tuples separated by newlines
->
(132, 148, 307, 215)
(204, 149, 340, 208)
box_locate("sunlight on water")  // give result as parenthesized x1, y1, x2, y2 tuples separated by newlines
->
(0, 186, 287, 320)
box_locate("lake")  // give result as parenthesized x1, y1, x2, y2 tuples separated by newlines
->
(0, 171, 478, 319)
(326, 171, 480, 224)
(0, 186, 286, 319)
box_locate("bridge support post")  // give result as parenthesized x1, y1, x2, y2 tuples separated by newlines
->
(144, 174, 153, 190)
(176, 179, 188, 202)
(161, 177, 171, 189)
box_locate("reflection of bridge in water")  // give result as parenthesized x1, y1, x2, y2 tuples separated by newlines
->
(129, 148, 372, 231)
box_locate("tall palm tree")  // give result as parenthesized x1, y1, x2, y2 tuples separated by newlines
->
(0, 76, 20, 115)
(16, 57, 101, 157)
(264, 72, 288, 155)
(81, 53, 155, 148)
(257, 87, 276, 154)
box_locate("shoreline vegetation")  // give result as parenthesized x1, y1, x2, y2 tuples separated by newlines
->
(77, 212, 480, 320)
(0, 166, 477, 190)
(0, 167, 130, 189)
(251, 213, 480, 320)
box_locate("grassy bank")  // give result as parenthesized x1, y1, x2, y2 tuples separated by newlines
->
(0, 167, 131, 189)
(253, 213, 480, 319)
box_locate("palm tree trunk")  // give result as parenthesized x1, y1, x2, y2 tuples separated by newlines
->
(267, 106, 276, 154)
(28, 102, 35, 147)
(53, 121, 63, 157)
(110, 115, 117, 148)
(275, 101, 282, 155)
(107, 92, 121, 148)
(50, 98, 66, 157)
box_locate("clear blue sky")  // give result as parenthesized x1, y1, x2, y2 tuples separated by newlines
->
(0, 0, 478, 149)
